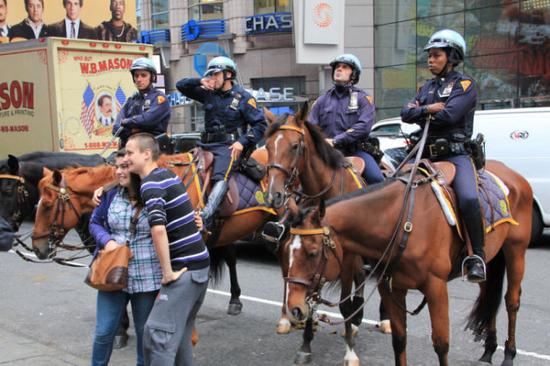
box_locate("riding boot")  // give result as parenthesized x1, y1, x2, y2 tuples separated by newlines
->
(463, 209, 486, 283)
(201, 180, 229, 232)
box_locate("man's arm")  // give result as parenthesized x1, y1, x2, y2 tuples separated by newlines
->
(123, 93, 171, 129)
(176, 77, 208, 103)
(150, 225, 185, 284)
(237, 97, 267, 147)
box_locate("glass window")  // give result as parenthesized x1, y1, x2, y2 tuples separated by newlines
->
(465, 0, 517, 9)
(151, 0, 169, 29)
(417, 0, 464, 18)
(374, 0, 416, 25)
(189, 1, 224, 20)
(136, 0, 142, 30)
(375, 20, 416, 67)
(375, 64, 417, 115)
(254, 0, 292, 14)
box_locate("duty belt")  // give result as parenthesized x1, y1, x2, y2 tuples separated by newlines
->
(426, 138, 467, 158)
(201, 131, 239, 144)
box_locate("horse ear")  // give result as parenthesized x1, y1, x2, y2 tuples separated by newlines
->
(7, 155, 19, 175)
(295, 101, 309, 125)
(319, 200, 326, 219)
(52, 169, 62, 186)
(42, 167, 52, 178)
(263, 107, 276, 125)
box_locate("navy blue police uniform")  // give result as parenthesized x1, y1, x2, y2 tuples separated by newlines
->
(309, 85, 384, 184)
(112, 87, 171, 148)
(401, 70, 481, 237)
(176, 78, 267, 182)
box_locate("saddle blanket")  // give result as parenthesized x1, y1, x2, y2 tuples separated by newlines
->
(232, 173, 275, 216)
(432, 170, 518, 236)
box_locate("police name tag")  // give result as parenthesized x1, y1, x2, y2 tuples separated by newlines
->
(348, 92, 358, 111)
(438, 82, 454, 98)
(230, 93, 242, 110)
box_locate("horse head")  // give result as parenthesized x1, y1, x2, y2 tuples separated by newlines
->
(32, 165, 115, 259)
(286, 200, 342, 322)
(265, 102, 310, 209)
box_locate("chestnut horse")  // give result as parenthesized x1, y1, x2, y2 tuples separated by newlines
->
(286, 161, 532, 366)
(264, 107, 373, 364)
(31, 153, 276, 314)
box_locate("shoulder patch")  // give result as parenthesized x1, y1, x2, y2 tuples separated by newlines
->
(157, 95, 166, 104)
(247, 98, 257, 109)
(365, 95, 373, 104)
(460, 80, 472, 92)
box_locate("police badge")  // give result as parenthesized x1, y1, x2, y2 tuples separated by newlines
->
(438, 81, 454, 98)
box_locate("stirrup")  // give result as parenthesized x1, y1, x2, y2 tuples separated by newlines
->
(461, 254, 486, 282)
(261, 222, 286, 244)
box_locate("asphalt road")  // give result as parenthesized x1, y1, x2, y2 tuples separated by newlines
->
(1, 223, 549, 366)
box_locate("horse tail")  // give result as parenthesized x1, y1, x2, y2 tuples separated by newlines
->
(465, 249, 506, 341)
(207, 245, 226, 286)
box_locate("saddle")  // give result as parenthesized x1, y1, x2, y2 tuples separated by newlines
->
(345, 157, 365, 176)
(193, 147, 268, 218)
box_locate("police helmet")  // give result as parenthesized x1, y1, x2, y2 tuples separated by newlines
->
(130, 57, 157, 82)
(424, 29, 466, 65)
(330, 54, 362, 84)
(204, 56, 238, 79)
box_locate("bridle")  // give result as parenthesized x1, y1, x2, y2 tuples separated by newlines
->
(285, 226, 342, 304)
(31, 175, 82, 257)
(0, 174, 32, 230)
(266, 125, 305, 204)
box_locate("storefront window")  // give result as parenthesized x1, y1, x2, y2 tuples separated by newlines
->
(375, 64, 417, 120)
(254, 0, 292, 14)
(151, 0, 169, 29)
(374, 0, 416, 25)
(375, 20, 416, 66)
(189, 0, 224, 21)
(416, 0, 464, 18)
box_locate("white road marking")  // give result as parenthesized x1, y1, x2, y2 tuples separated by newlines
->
(207, 288, 550, 362)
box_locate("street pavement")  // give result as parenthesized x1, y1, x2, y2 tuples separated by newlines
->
(1, 223, 549, 365)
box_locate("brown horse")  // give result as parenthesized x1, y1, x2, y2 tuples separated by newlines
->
(286, 160, 532, 366)
(31, 153, 276, 314)
(264, 106, 373, 364)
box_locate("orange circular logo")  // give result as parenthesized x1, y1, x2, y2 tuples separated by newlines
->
(313, 3, 333, 28)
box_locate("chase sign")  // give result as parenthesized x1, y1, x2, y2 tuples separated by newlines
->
(245, 12, 292, 34)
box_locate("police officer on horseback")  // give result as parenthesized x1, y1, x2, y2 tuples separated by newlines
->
(176, 56, 267, 230)
(113, 57, 171, 148)
(401, 29, 486, 283)
(309, 54, 384, 184)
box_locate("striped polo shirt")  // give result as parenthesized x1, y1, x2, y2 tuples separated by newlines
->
(141, 167, 209, 271)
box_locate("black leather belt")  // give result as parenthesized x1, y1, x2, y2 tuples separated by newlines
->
(426, 138, 467, 158)
(201, 131, 239, 144)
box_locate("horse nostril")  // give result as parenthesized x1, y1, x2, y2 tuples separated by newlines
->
(292, 307, 303, 320)
(272, 192, 284, 209)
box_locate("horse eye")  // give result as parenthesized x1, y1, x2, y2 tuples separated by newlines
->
(291, 143, 299, 151)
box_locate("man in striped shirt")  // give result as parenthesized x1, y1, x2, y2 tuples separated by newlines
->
(126, 133, 209, 365)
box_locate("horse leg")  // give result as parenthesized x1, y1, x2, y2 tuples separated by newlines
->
(478, 282, 498, 364)
(276, 237, 292, 334)
(424, 278, 450, 366)
(351, 255, 365, 332)
(222, 245, 243, 316)
(339, 257, 360, 365)
(294, 315, 314, 365)
(500, 245, 526, 366)
(379, 283, 408, 366)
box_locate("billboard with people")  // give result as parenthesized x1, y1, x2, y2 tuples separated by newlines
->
(0, 0, 138, 43)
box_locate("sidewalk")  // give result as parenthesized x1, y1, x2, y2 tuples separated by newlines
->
(0, 327, 88, 366)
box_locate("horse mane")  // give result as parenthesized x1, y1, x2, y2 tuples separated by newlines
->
(325, 178, 397, 207)
(304, 121, 346, 170)
(265, 113, 290, 138)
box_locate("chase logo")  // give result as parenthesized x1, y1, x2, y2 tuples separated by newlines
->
(510, 131, 529, 140)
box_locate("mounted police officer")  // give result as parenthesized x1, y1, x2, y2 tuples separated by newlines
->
(401, 29, 486, 283)
(113, 57, 171, 148)
(309, 54, 384, 184)
(176, 56, 267, 230)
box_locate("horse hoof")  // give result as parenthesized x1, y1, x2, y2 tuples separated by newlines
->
(277, 318, 292, 334)
(500, 359, 514, 366)
(376, 320, 392, 334)
(294, 351, 312, 364)
(479, 352, 493, 364)
(113, 333, 129, 349)
(344, 359, 360, 366)
(227, 300, 243, 316)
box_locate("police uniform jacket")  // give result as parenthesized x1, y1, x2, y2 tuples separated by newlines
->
(401, 70, 477, 141)
(309, 85, 375, 148)
(176, 78, 267, 148)
(112, 87, 170, 140)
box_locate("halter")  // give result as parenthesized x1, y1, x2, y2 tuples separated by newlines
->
(266, 125, 305, 204)
(0, 174, 31, 230)
(31, 175, 82, 257)
(285, 226, 341, 304)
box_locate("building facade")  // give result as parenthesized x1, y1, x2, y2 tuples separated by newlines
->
(138, 0, 375, 133)
(374, 0, 550, 120)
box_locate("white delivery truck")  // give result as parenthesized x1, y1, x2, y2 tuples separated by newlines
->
(374, 107, 550, 245)
(0, 38, 153, 156)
